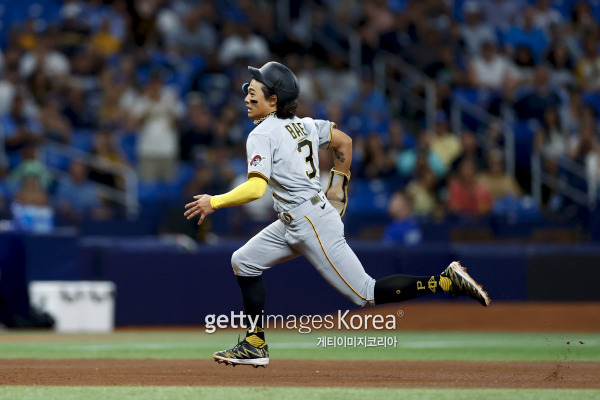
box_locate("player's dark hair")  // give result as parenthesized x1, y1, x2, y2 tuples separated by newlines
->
(261, 84, 298, 119)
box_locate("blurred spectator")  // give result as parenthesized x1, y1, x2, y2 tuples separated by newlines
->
(359, 134, 396, 179)
(89, 127, 128, 190)
(535, 108, 569, 161)
(481, 0, 524, 31)
(129, 0, 160, 47)
(513, 65, 562, 122)
(92, 19, 122, 57)
(468, 41, 514, 91)
(397, 132, 447, 178)
(7, 145, 52, 191)
(576, 35, 600, 91)
(27, 68, 56, 106)
(289, 55, 323, 103)
(62, 85, 97, 129)
(545, 41, 576, 87)
(183, 164, 232, 202)
(427, 45, 468, 107)
(128, 71, 184, 182)
(382, 190, 422, 245)
(344, 74, 388, 136)
(510, 45, 536, 86)
(529, 0, 564, 33)
(219, 22, 270, 66)
(448, 158, 493, 216)
(451, 130, 485, 172)
(58, 4, 92, 56)
(357, 0, 395, 63)
(503, 6, 548, 63)
(569, 124, 600, 178)
(315, 53, 360, 104)
(162, 5, 217, 55)
(562, 88, 585, 135)
(39, 97, 72, 144)
(55, 160, 110, 222)
(430, 111, 462, 168)
(403, 24, 445, 75)
(0, 68, 25, 116)
(14, 19, 39, 52)
(13, 175, 49, 207)
(460, 1, 497, 56)
(179, 93, 214, 164)
(478, 149, 521, 200)
(569, 1, 597, 41)
(19, 36, 70, 79)
(11, 173, 55, 233)
(483, 120, 506, 150)
(406, 167, 439, 217)
(387, 119, 415, 159)
(1, 95, 43, 166)
(101, 57, 138, 126)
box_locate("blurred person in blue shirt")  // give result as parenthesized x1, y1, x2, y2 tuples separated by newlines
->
(503, 7, 548, 63)
(55, 160, 110, 223)
(382, 190, 422, 245)
(1, 95, 43, 168)
(397, 131, 447, 179)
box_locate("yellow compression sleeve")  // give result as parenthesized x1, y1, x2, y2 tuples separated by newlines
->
(210, 176, 268, 209)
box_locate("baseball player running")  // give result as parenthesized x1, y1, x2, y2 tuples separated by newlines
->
(184, 61, 490, 368)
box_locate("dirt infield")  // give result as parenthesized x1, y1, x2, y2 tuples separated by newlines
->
(368, 302, 600, 332)
(1, 359, 599, 388)
(1, 302, 599, 388)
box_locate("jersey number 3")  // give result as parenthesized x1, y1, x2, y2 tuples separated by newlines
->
(297, 139, 317, 180)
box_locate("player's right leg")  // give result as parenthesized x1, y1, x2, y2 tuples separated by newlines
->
(213, 220, 299, 367)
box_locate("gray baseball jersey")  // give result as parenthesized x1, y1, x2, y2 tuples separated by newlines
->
(232, 115, 376, 306)
(246, 116, 332, 213)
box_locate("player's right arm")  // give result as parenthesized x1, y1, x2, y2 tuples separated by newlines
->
(184, 176, 268, 225)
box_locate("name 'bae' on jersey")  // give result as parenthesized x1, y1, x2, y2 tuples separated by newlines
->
(284, 122, 309, 139)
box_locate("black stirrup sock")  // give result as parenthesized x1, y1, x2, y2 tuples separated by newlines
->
(236, 275, 266, 341)
(374, 274, 450, 305)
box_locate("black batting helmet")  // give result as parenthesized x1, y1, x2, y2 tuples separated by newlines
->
(242, 61, 300, 104)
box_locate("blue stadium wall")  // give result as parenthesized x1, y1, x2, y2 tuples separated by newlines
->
(0, 232, 599, 326)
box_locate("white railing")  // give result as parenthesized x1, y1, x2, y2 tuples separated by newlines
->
(41, 142, 139, 219)
(450, 97, 516, 177)
(532, 152, 597, 209)
(373, 53, 437, 130)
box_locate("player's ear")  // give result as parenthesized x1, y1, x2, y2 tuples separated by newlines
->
(269, 95, 278, 107)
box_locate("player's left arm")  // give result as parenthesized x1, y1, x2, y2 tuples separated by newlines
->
(325, 128, 353, 216)
(329, 128, 353, 174)
(184, 176, 268, 225)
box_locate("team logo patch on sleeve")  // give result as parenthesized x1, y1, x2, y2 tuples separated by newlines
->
(250, 155, 266, 167)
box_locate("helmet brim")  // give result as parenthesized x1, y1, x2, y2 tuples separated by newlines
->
(248, 66, 265, 85)
(242, 66, 266, 96)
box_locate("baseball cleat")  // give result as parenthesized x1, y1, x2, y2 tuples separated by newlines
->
(213, 337, 269, 367)
(441, 261, 491, 307)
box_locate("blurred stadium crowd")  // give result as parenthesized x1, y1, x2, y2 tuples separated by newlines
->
(0, 0, 599, 243)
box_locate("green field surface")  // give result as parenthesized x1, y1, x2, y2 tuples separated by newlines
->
(1, 330, 599, 400)
(0, 330, 599, 362)
(0, 387, 599, 400)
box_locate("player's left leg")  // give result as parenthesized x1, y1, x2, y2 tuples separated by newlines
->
(294, 203, 489, 307)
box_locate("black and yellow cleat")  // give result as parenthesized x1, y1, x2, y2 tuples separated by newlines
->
(441, 261, 491, 307)
(213, 337, 269, 368)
